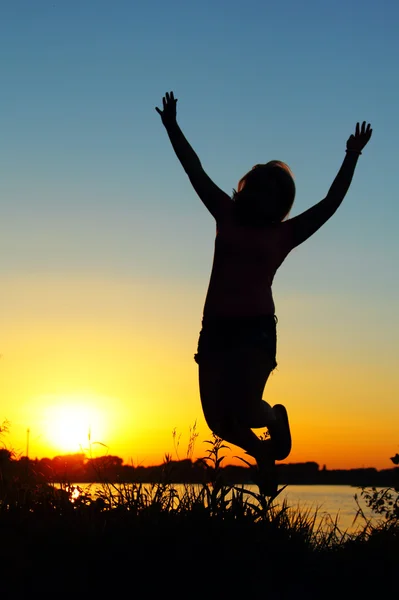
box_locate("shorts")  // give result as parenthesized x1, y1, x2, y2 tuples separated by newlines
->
(194, 314, 277, 369)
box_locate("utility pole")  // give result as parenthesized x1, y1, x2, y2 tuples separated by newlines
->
(26, 428, 30, 458)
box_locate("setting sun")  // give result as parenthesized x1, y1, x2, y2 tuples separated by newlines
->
(43, 396, 106, 455)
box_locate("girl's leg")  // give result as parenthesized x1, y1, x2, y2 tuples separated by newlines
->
(198, 348, 273, 460)
(198, 359, 263, 459)
(228, 348, 276, 429)
(229, 348, 291, 459)
(198, 348, 290, 461)
(198, 351, 278, 495)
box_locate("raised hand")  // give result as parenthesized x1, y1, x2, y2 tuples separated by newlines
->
(346, 121, 372, 154)
(155, 91, 178, 127)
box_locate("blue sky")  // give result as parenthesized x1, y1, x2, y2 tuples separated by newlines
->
(1, 0, 397, 274)
(0, 0, 398, 466)
(1, 0, 397, 324)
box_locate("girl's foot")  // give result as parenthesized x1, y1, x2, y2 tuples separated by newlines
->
(268, 404, 291, 461)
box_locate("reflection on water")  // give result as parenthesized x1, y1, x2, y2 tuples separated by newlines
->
(275, 484, 376, 532)
(64, 483, 380, 533)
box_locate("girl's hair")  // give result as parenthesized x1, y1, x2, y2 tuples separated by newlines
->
(233, 160, 296, 222)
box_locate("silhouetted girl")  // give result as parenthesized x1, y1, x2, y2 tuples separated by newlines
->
(156, 91, 372, 495)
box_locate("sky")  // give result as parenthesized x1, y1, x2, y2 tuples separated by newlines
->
(0, 0, 398, 470)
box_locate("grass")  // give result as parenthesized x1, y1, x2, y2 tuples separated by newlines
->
(0, 425, 398, 596)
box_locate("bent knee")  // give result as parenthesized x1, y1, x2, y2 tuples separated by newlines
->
(202, 411, 224, 439)
(202, 407, 238, 441)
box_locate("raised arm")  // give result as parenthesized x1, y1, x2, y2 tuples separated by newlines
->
(156, 91, 232, 221)
(285, 122, 372, 248)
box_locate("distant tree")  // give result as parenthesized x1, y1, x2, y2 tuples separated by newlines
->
(38, 457, 53, 479)
(86, 455, 124, 481)
(360, 449, 399, 522)
(390, 453, 399, 466)
(51, 454, 87, 480)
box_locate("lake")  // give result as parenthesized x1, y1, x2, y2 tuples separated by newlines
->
(274, 484, 375, 532)
(69, 482, 381, 533)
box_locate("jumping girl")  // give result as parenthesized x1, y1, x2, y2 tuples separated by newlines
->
(156, 91, 372, 495)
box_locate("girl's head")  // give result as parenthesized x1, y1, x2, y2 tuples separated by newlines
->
(233, 161, 295, 225)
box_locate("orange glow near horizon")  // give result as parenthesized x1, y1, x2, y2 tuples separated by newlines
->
(1, 275, 398, 472)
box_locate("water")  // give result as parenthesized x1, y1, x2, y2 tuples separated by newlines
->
(217, 484, 378, 532)
(274, 484, 374, 532)
(69, 482, 380, 533)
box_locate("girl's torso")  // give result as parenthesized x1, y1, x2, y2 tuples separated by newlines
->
(203, 216, 293, 318)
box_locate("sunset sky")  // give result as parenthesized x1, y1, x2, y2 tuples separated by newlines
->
(1, 0, 398, 470)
